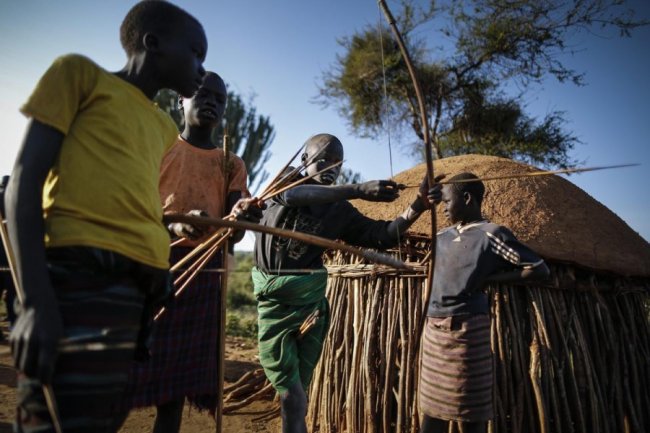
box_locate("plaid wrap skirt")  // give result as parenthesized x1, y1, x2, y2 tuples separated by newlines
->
(124, 246, 223, 411)
(15, 247, 152, 433)
(418, 314, 494, 422)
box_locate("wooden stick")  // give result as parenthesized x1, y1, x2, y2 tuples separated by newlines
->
(174, 238, 221, 288)
(260, 160, 344, 201)
(172, 231, 228, 287)
(224, 370, 267, 399)
(169, 226, 230, 272)
(158, 233, 224, 314)
(258, 150, 333, 200)
(398, 163, 640, 188)
(0, 210, 64, 433)
(223, 368, 263, 394)
(222, 382, 275, 413)
(258, 150, 322, 199)
(170, 237, 185, 247)
(251, 406, 281, 423)
(153, 239, 222, 321)
(163, 214, 411, 270)
(258, 143, 306, 197)
(259, 161, 306, 198)
(216, 129, 231, 433)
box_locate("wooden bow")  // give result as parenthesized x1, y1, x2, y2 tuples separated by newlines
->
(377, 0, 436, 364)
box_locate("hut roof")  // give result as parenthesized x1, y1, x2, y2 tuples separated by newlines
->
(351, 154, 650, 277)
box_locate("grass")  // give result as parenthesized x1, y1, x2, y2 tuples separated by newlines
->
(226, 306, 258, 340)
(226, 251, 257, 339)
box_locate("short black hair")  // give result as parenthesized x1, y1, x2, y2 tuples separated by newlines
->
(178, 71, 224, 110)
(448, 172, 485, 204)
(120, 0, 201, 56)
(304, 133, 343, 154)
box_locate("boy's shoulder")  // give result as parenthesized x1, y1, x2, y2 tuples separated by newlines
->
(477, 221, 512, 234)
(38, 54, 105, 90)
(476, 221, 518, 243)
(436, 225, 456, 236)
(50, 53, 102, 72)
(437, 221, 513, 238)
(224, 150, 246, 164)
(477, 221, 502, 233)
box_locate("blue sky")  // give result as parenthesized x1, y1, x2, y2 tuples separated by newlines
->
(1, 1, 648, 251)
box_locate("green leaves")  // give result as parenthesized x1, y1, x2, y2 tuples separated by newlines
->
(315, 0, 646, 169)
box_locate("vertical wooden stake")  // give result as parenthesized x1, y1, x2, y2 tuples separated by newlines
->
(215, 126, 230, 433)
(0, 209, 64, 433)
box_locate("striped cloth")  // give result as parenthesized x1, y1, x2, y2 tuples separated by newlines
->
(419, 314, 493, 422)
(252, 267, 329, 394)
(15, 247, 149, 433)
(124, 246, 222, 412)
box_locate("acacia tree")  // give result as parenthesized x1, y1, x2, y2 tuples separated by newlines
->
(155, 89, 274, 193)
(317, 0, 647, 168)
(336, 168, 364, 185)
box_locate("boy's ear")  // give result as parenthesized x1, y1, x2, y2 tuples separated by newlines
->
(177, 95, 184, 110)
(142, 32, 161, 53)
(301, 152, 308, 163)
(463, 191, 472, 206)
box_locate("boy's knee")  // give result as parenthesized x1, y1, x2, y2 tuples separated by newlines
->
(280, 382, 307, 416)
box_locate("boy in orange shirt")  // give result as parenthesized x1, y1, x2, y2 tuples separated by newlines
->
(124, 71, 259, 433)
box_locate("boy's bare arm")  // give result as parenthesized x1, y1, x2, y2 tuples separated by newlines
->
(226, 191, 245, 243)
(485, 262, 550, 284)
(385, 174, 444, 240)
(6, 119, 65, 382)
(282, 180, 400, 207)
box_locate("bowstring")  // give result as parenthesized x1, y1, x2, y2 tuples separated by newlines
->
(378, 4, 403, 263)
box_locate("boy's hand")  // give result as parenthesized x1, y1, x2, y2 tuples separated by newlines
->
(232, 198, 266, 224)
(10, 305, 63, 383)
(356, 180, 400, 202)
(418, 174, 445, 209)
(168, 209, 208, 239)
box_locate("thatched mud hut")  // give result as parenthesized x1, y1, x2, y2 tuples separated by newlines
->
(308, 154, 650, 433)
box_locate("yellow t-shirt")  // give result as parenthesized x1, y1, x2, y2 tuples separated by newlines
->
(159, 137, 250, 246)
(20, 54, 178, 269)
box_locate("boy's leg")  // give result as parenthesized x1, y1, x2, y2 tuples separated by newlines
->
(153, 399, 185, 433)
(295, 304, 329, 391)
(461, 421, 487, 433)
(420, 415, 447, 433)
(15, 297, 144, 433)
(15, 250, 146, 433)
(280, 381, 307, 433)
(420, 418, 486, 433)
(6, 285, 17, 327)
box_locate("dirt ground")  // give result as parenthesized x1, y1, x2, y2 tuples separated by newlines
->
(0, 319, 280, 433)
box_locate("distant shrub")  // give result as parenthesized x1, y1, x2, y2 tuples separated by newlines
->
(227, 251, 256, 308)
(226, 312, 258, 339)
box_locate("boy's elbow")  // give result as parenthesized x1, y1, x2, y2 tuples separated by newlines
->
(231, 230, 245, 244)
(530, 262, 550, 281)
(3, 177, 21, 217)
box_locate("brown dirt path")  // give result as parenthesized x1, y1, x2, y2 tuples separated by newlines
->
(0, 320, 280, 433)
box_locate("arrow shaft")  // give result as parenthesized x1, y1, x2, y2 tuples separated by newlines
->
(163, 214, 410, 270)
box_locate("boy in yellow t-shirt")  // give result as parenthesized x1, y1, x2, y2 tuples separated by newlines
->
(4, 2, 207, 432)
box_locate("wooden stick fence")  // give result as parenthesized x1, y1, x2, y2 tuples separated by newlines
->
(221, 237, 649, 433)
(296, 237, 650, 433)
